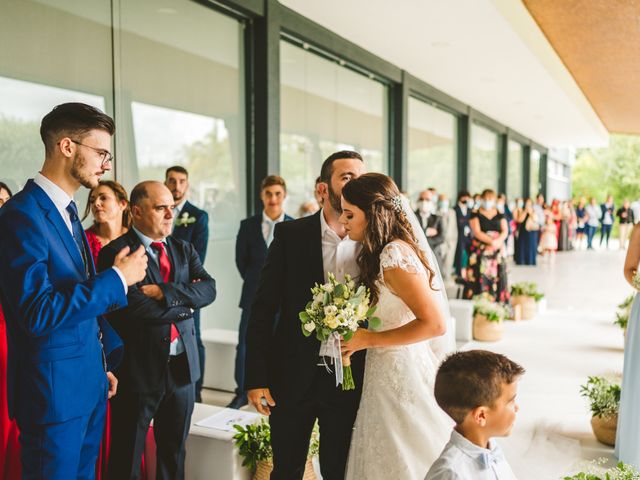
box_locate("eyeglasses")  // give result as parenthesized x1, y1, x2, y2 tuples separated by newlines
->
(70, 139, 113, 166)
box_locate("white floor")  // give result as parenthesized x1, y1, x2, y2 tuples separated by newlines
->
(469, 243, 632, 479)
(201, 243, 633, 479)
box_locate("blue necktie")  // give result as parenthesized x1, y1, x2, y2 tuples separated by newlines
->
(66, 201, 91, 278)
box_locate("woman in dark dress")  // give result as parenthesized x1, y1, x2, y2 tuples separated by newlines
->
(463, 189, 510, 303)
(575, 197, 588, 249)
(0, 182, 20, 480)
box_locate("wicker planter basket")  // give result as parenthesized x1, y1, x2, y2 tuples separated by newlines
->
(473, 314, 503, 342)
(254, 458, 317, 480)
(591, 414, 618, 446)
(511, 295, 537, 320)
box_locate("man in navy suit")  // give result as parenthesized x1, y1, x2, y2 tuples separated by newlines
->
(165, 166, 209, 402)
(0, 103, 148, 479)
(229, 175, 293, 409)
(99, 181, 216, 479)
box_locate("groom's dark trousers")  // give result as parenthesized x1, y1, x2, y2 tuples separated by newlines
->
(245, 211, 365, 480)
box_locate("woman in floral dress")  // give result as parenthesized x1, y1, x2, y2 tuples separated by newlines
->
(463, 189, 510, 304)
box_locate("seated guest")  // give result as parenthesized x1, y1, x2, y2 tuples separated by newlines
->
(426, 350, 524, 480)
(0, 182, 20, 480)
(83, 180, 131, 265)
(230, 175, 293, 409)
(415, 190, 445, 269)
(98, 181, 217, 480)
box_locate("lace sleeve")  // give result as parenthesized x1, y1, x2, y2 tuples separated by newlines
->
(379, 242, 424, 276)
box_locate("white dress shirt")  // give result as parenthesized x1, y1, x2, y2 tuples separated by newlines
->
(262, 210, 285, 245)
(425, 430, 517, 480)
(319, 208, 361, 283)
(33, 173, 127, 293)
(132, 227, 185, 356)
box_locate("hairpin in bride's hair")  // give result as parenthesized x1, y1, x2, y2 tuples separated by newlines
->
(391, 195, 403, 213)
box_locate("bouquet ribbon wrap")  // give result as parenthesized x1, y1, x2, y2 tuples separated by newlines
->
(319, 332, 344, 387)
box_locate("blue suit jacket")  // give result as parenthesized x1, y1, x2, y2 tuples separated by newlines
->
(0, 180, 126, 424)
(171, 200, 209, 264)
(235, 213, 293, 310)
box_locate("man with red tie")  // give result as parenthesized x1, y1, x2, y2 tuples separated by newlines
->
(98, 181, 216, 480)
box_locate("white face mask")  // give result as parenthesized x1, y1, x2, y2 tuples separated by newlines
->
(496, 202, 505, 213)
(465, 200, 474, 209)
(484, 200, 496, 210)
(419, 200, 432, 214)
(439, 200, 450, 211)
(516, 200, 524, 209)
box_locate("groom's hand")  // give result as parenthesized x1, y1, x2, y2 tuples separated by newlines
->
(248, 388, 276, 416)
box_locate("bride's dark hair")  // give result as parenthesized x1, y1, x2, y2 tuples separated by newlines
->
(341, 173, 437, 305)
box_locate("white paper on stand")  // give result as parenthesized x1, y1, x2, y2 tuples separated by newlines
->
(195, 408, 261, 432)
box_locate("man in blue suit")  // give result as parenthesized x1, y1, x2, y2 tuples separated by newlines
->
(0, 103, 148, 479)
(166, 165, 209, 402)
(229, 175, 293, 409)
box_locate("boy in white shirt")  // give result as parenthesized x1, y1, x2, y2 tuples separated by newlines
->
(426, 350, 524, 480)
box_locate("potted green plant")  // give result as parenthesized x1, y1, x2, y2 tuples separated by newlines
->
(510, 282, 544, 320)
(564, 460, 640, 479)
(233, 419, 319, 480)
(472, 294, 509, 342)
(614, 294, 634, 337)
(580, 375, 621, 446)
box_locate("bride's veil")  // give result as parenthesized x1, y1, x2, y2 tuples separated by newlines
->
(400, 195, 456, 360)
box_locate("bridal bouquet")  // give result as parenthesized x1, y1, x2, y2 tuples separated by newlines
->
(299, 273, 380, 390)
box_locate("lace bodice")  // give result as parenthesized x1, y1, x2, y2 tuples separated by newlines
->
(373, 242, 426, 332)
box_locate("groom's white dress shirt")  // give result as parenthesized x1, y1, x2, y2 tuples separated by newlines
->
(319, 208, 360, 283)
(425, 430, 517, 480)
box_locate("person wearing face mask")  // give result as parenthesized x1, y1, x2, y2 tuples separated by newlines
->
(415, 191, 446, 270)
(463, 190, 510, 304)
(497, 194, 513, 251)
(600, 195, 615, 249)
(453, 190, 472, 278)
(514, 198, 539, 265)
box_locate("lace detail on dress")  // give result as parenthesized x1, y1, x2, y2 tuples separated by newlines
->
(379, 242, 424, 277)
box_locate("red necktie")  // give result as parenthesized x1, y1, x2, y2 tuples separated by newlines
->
(150, 242, 180, 342)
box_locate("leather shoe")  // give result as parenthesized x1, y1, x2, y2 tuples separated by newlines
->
(226, 394, 248, 409)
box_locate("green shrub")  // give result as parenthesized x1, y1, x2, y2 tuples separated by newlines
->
(510, 282, 544, 302)
(579, 375, 621, 419)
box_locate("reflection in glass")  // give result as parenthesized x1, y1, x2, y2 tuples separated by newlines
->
(407, 97, 457, 201)
(469, 123, 499, 194)
(507, 140, 523, 199)
(280, 40, 388, 215)
(530, 149, 541, 197)
(120, 0, 246, 330)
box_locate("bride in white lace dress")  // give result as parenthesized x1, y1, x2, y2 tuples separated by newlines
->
(339, 173, 456, 480)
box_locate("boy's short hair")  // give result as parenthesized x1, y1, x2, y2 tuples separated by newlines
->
(261, 174, 286, 192)
(434, 350, 525, 424)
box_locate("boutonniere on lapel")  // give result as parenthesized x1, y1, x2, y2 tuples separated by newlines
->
(175, 212, 196, 227)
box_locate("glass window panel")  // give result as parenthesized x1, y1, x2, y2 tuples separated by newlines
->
(469, 123, 499, 194)
(506, 140, 523, 199)
(280, 40, 388, 216)
(0, 0, 112, 208)
(118, 0, 246, 330)
(530, 149, 541, 197)
(407, 97, 457, 201)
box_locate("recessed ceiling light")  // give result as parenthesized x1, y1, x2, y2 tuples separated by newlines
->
(157, 7, 177, 14)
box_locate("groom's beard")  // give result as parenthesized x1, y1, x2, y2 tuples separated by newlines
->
(328, 184, 342, 213)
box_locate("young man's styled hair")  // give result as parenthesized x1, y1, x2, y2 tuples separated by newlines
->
(165, 165, 189, 179)
(319, 150, 363, 183)
(40, 103, 115, 156)
(434, 350, 525, 424)
(261, 174, 287, 192)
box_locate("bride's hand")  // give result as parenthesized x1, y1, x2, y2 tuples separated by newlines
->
(341, 329, 371, 357)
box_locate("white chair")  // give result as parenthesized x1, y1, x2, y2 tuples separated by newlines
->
(448, 299, 474, 344)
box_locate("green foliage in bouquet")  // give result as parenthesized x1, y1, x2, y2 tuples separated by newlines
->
(579, 375, 621, 419)
(510, 282, 545, 302)
(473, 293, 510, 323)
(614, 294, 634, 330)
(233, 420, 320, 471)
(565, 461, 640, 479)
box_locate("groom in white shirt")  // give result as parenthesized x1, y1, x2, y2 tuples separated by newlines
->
(245, 151, 365, 480)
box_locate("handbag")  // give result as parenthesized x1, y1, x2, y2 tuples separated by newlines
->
(524, 214, 539, 232)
